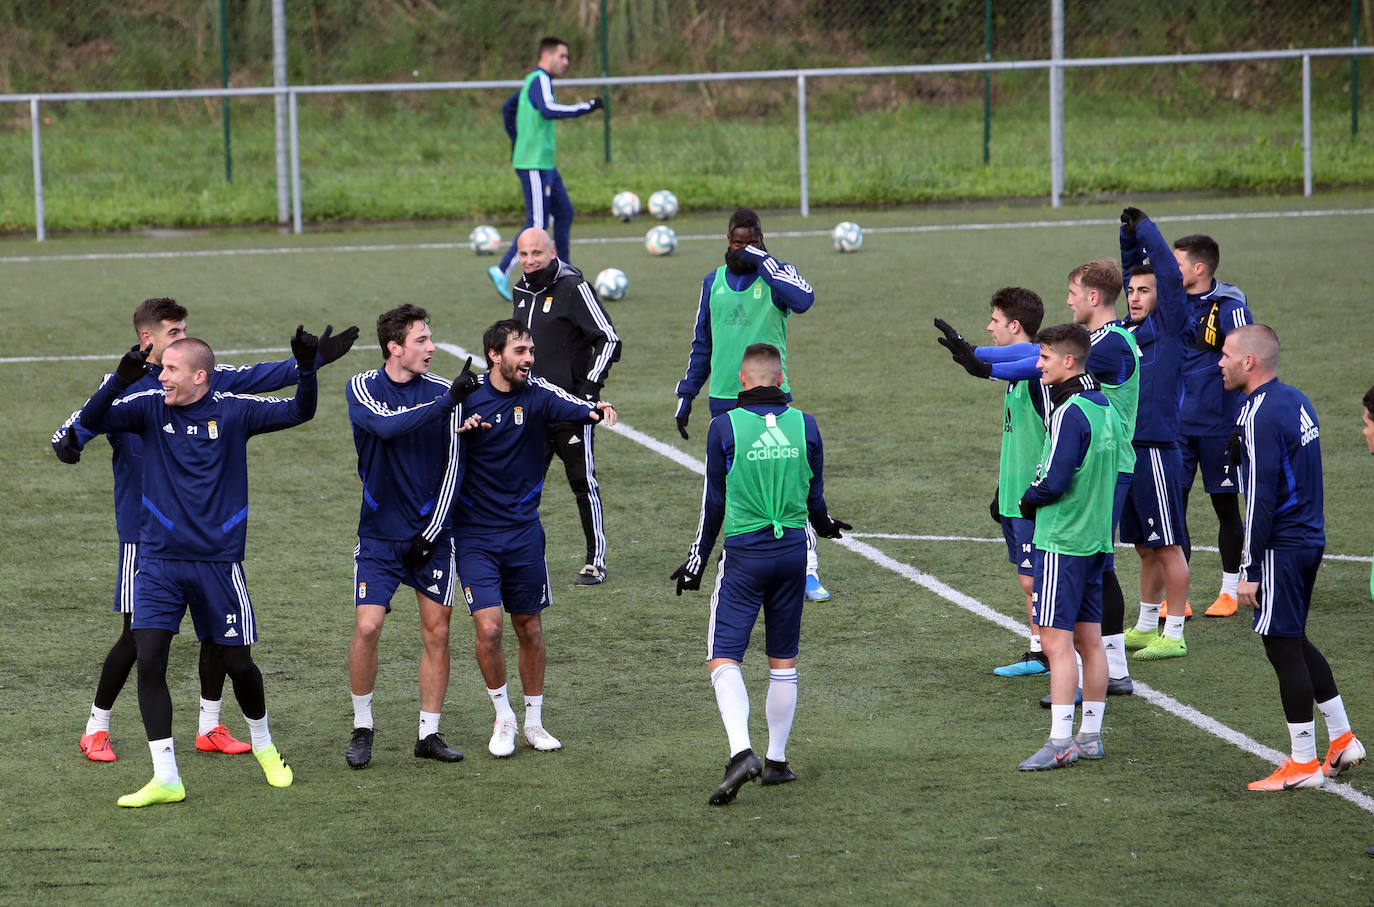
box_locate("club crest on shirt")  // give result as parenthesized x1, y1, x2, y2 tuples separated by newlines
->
(207, 420, 219, 440)
(543, 296, 553, 313)
(514, 406, 524, 425)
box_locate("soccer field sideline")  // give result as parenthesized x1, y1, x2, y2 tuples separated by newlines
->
(2, 205, 1372, 265)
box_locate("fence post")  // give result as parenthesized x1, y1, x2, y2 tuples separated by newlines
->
(797, 73, 809, 217)
(30, 97, 45, 242)
(289, 90, 303, 234)
(1303, 53, 1313, 197)
(272, 0, 290, 226)
(1049, 0, 1065, 207)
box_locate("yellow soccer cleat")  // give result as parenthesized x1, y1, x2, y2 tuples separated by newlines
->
(117, 777, 186, 807)
(254, 744, 294, 788)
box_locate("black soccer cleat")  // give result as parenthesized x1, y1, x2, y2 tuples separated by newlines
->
(760, 758, 797, 786)
(346, 727, 374, 769)
(708, 748, 762, 806)
(414, 732, 464, 762)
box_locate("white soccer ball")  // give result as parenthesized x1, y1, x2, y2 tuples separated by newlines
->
(594, 267, 629, 301)
(645, 225, 677, 256)
(648, 189, 678, 220)
(611, 191, 641, 221)
(469, 224, 501, 254)
(832, 221, 863, 253)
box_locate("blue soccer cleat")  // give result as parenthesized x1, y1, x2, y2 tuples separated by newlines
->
(488, 265, 512, 301)
(804, 573, 830, 602)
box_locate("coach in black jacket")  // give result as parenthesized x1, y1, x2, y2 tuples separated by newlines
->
(512, 227, 622, 585)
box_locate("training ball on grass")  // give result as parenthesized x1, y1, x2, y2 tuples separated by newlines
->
(645, 225, 677, 256)
(469, 225, 501, 254)
(612, 191, 641, 221)
(648, 190, 678, 220)
(832, 221, 863, 252)
(594, 268, 629, 301)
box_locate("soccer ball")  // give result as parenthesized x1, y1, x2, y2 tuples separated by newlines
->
(645, 225, 677, 256)
(648, 190, 678, 220)
(611, 191, 641, 221)
(832, 221, 863, 253)
(469, 224, 501, 254)
(594, 268, 629, 301)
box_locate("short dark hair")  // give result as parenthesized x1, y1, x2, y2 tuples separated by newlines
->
(1173, 234, 1220, 278)
(133, 297, 187, 334)
(168, 337, 215, 374)
(538, 36, 568, 57)
(989, 287, 1044, 338)
(377, 303, 428, 358)
(742, 342, 782, 370)
(1363, 384, 1374, 415)
(1068, 260, 1122, 307)
(728, 207, 762, 239)
(484, 319, 532, 367)
(1036, 322, 1091, 364)
(1127, 263, 1154, 278)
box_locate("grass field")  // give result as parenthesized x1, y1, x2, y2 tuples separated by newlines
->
(4, 194, 1374, 903)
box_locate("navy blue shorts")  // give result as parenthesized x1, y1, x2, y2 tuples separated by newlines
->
(132, 557, 257, 645)
(1120, 444, 1187, 548)
(113, 541, 137, 614)
(354, 534, 456, 611)
(1251, 546, 1323, 638)
(1180, 432, 1241, 495)
(707, 542, 807, 662)
(1002, 516, 1036, 576)
(1032, 549, 1107, 631)
(455, 521, 550, 615)
(1106, 471, 1131, 572)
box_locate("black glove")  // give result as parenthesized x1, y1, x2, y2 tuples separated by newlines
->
(55, 430, 81, 464)
(116, 344, 152, 385)
(989, 486, 1002, 524)
(1121, 206, 1147, 237)
(587, 96, 604, 112)
(1226, 429, 1245, 466)
(724, 245, 758, 275)
(450, 356, 479, 403)
(813, 514, 852, 539)
(670, 561, 703, 595)
(675, 396, 692, 440)
(1018, 495, 1037, 521)
(290, 325, 320, 371)
(403, 534, 436, 569)
(316, 324, 359, 366)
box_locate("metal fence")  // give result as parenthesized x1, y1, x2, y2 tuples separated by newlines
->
(4, 43, 1373, 241)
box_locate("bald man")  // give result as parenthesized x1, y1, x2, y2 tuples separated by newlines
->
(510, 227, 621, 585)
(1220, 324, 1364, 791)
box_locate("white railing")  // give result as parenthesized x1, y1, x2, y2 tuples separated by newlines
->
(4, 46, 1373, 241)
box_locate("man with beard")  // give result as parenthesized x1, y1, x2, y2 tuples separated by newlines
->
(511, 227, 621, 586)
(453, 320, 617, 758)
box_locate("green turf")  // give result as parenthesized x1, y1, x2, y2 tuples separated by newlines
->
(3, 194, 1374, 902)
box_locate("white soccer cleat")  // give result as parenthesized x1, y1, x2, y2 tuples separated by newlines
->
(488, 717, 518, 757)
(524, 724, 563, 752)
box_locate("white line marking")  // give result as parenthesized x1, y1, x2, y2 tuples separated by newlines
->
(850, 533, 1372, 564)
(3, 208, 1371, 264)
(0, 347, 283, 365)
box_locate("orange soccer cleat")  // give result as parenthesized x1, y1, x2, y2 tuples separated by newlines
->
(1159, 600, 1192, 620)
(80, 730, 117, 762)
(1204, 593, 1238, 617)
(1247, 758, 1324, 791)
(196, 725, 252, 754)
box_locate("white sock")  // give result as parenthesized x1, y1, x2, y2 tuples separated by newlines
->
(1028, 634, 1043, 655)
(765, 668, 797, 762)
(198, 698, 222, 735)
(1135, 602, 1161, 633)
(1102, 633, 1128, 679)
(86, 705, 112, 736)
(524, 694, 544, 728)
(1049, 704, 1075, 744)
(488, 684, 518, 723)
(805, 524, 819, 575)
(1162, 615, 1185, 641)
(1317, 695, 1352, 740)
(1075, 650, 1083, 688)
(710, 663, 752, 757)
(351, 691, 374, 730)
(1079, 701, 1105, 736)
(149, 737, 179, 784)
(1220, 572, 1240, 596)
(244, 712, 272, 752)
(1288, 720, 1318, 763)
(419, 710, 440, 740)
